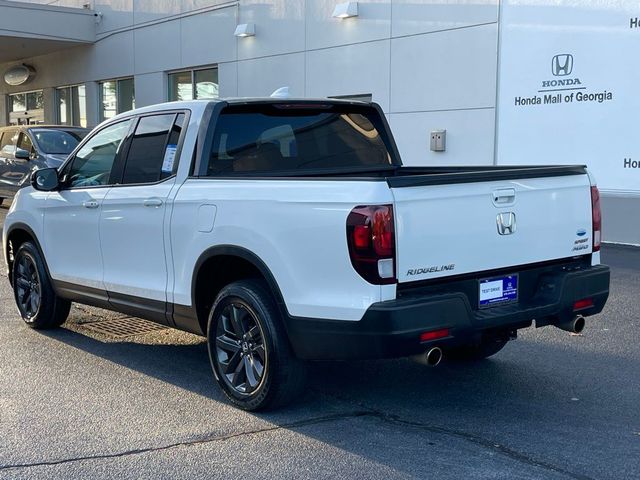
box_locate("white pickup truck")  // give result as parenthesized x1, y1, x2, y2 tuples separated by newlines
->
(3, 98, 610, 410)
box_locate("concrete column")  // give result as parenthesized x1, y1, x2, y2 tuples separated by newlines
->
(84, 81, 100, 128)
(43, 87, 56, 124)
(0, 94, 7, 126)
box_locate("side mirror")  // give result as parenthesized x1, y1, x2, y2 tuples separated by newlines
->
(15, 148, 31, 160)
(31, 168, 60, 191)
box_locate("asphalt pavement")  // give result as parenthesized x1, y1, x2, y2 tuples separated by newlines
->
(0, 204, 638, 480)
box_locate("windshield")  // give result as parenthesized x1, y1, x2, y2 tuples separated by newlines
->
(32, 129, 88, 155)
(206, 103, 397, 176)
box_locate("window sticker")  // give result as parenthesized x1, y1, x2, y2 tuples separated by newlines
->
(162, 144, 177, 173)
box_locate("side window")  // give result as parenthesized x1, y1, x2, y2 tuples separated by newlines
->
(121, 113, 184, 184)
(67, 120, 132, 188)
(17, 133, 34, 153)
(0, 130, 18, 156)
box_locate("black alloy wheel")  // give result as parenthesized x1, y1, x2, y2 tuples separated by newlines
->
(15, 254, 41, 320)
(12, 241, 71, 329)
(207, 279, 305, 411)
(215, 302, 267, 395)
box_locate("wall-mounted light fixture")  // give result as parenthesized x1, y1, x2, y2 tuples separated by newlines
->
(332, 1, 358, 19)
(234, 23, 255, 37)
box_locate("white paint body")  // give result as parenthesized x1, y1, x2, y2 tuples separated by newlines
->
(3, 100, 598, 323)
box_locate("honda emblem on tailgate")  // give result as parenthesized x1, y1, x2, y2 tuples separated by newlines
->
(497, 212, 517, 235)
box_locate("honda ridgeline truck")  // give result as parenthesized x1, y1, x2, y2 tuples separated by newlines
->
(3, 99, 610, 410)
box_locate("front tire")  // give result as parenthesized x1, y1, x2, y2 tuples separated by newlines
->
(12, 241, 71, 329)
(207, 279, 305, 411)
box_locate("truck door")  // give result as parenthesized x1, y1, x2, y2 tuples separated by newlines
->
(44, 119, 133, 299)
(99, 112, 185, 324)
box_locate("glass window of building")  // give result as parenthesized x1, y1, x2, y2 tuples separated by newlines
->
(57, 85, 87, 128)
(99, 78, 135, 121)
(7, 91, 44, 125)
(168, 67, 218, 101)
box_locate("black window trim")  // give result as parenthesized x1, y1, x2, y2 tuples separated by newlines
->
(60, 118, 136, 191)
(108, 109, 191, 188)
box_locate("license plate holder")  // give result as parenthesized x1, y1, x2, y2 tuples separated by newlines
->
(479, 274, 518, 309)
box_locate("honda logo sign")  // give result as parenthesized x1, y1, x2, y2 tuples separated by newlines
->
(551, 54, 573, 77)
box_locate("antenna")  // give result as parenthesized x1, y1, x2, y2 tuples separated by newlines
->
(270, 87, 290, 98)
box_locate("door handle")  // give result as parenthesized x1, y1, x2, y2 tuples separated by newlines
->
(143, 198, 163, 208)
(82, 200, 99, 209)
(492, 188, 516, 205)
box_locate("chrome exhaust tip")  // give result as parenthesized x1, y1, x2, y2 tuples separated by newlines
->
(411, 347, 443, 367)
(556, 315, 586, 334)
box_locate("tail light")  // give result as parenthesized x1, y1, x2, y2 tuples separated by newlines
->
(346, 205, 396, 285)
(591, 186, 602, 252)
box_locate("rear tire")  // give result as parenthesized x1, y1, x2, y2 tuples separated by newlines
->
(446, 337, 509, 361)
(12, 241, 71, 329)
(207, 279, 305, 411)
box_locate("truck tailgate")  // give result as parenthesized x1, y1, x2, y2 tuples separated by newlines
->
(389, 169, 593, 283)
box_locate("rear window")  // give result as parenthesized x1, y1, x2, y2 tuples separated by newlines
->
(205, 104, 396, 176)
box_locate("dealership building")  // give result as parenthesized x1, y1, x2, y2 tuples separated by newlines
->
(0, 0, 638, 245)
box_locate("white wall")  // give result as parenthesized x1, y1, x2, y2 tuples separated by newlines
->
(496, 0, 640, 245)
(1, 0, 499, 168)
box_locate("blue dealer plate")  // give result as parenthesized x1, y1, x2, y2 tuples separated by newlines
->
(479, 274, 518, 309)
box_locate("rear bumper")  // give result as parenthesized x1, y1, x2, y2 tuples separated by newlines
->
(284, 262, 610, 360)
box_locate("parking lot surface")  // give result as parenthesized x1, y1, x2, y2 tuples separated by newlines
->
(0, 204, 638, 479)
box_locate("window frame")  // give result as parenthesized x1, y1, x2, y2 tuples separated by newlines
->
(60, 118, 136, 191)
(56, 84, 88, 127)
(7, 90, 45, 125)
(167, 66, 219, 102)
(108, 109, 191, 188)
(98, 77, 135, 122)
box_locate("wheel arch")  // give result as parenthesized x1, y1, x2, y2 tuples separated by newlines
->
(5, 222, 49, 288)
(190, 245, 289, 335)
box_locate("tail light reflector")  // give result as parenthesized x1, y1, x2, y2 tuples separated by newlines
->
(573, 298, 594, 311)
(347, 205, 396, 285)
(591, 186, 602, 252)
(420, 328, 450, 342)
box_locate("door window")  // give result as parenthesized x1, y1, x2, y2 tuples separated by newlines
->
(0, 130, 19, 156)
(121, 113, 185, 184)
(67, 120, 132, 188)
(17, 133, 34, 154)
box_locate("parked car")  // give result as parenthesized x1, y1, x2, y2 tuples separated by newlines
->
(0, 125, 89, 205)
(2, 99, 610, 411)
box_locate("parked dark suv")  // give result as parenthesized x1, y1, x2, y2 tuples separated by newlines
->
(0, 125, 89, 205)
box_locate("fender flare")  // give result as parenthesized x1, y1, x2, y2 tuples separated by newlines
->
(191, 244, 289, 316)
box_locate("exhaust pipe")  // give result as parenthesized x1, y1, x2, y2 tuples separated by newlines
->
(411, 347, 443, 367)
(556, 315, 586, 334)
